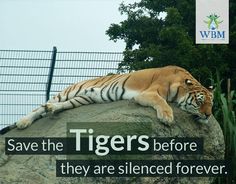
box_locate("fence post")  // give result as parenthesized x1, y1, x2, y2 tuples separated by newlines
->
(46, 46, 57, 102)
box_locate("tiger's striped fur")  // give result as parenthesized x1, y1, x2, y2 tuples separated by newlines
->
(4, 66, 214, 131)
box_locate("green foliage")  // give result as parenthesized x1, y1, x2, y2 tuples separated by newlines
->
(106, 0, 236, 89)
(212, 71, 224, 120)
(213, 76, 236, 183)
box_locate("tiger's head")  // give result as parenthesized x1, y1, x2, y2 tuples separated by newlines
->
(178, 79, 214, 123)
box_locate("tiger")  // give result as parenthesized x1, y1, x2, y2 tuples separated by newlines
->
(0, 66, 214, 134)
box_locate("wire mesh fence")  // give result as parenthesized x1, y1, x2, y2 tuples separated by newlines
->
(0, 47, 123, 129)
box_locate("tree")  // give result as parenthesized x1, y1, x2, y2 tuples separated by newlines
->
(106, 0, 236, 89)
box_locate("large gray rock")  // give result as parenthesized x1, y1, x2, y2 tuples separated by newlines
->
(0, 100, 224, 184)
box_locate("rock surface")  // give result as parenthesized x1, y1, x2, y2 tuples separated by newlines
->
(0, 100, 225, 184)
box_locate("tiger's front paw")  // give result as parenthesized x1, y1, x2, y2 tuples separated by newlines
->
(16, 117, 32, 129)
(156, 107, 174, 125)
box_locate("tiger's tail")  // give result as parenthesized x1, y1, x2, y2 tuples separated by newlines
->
(0, 123, 17, 135)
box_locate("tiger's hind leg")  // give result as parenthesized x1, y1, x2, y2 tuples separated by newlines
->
(16, 94, 94, 129)
(44, 95, 95, 113)
(16, 106, 47, 129)
(16, 98, 59, 129)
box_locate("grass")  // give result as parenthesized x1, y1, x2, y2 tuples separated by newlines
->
(213, 72, 236, 184)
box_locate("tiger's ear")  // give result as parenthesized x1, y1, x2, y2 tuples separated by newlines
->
(185, 79, 193, 86)
(207, 85, 214, 92)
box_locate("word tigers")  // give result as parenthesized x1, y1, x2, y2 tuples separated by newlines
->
(0, 66, 213, 133)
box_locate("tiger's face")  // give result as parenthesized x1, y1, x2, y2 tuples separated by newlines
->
(178, 79, 214, 123)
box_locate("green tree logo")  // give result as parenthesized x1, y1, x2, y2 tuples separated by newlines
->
(204, 14, 223, 30)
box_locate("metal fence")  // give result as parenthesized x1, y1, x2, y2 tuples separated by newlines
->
(0, 47, 123, 129)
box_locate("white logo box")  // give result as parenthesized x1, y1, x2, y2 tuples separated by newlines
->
(196, 0, 229, 44)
